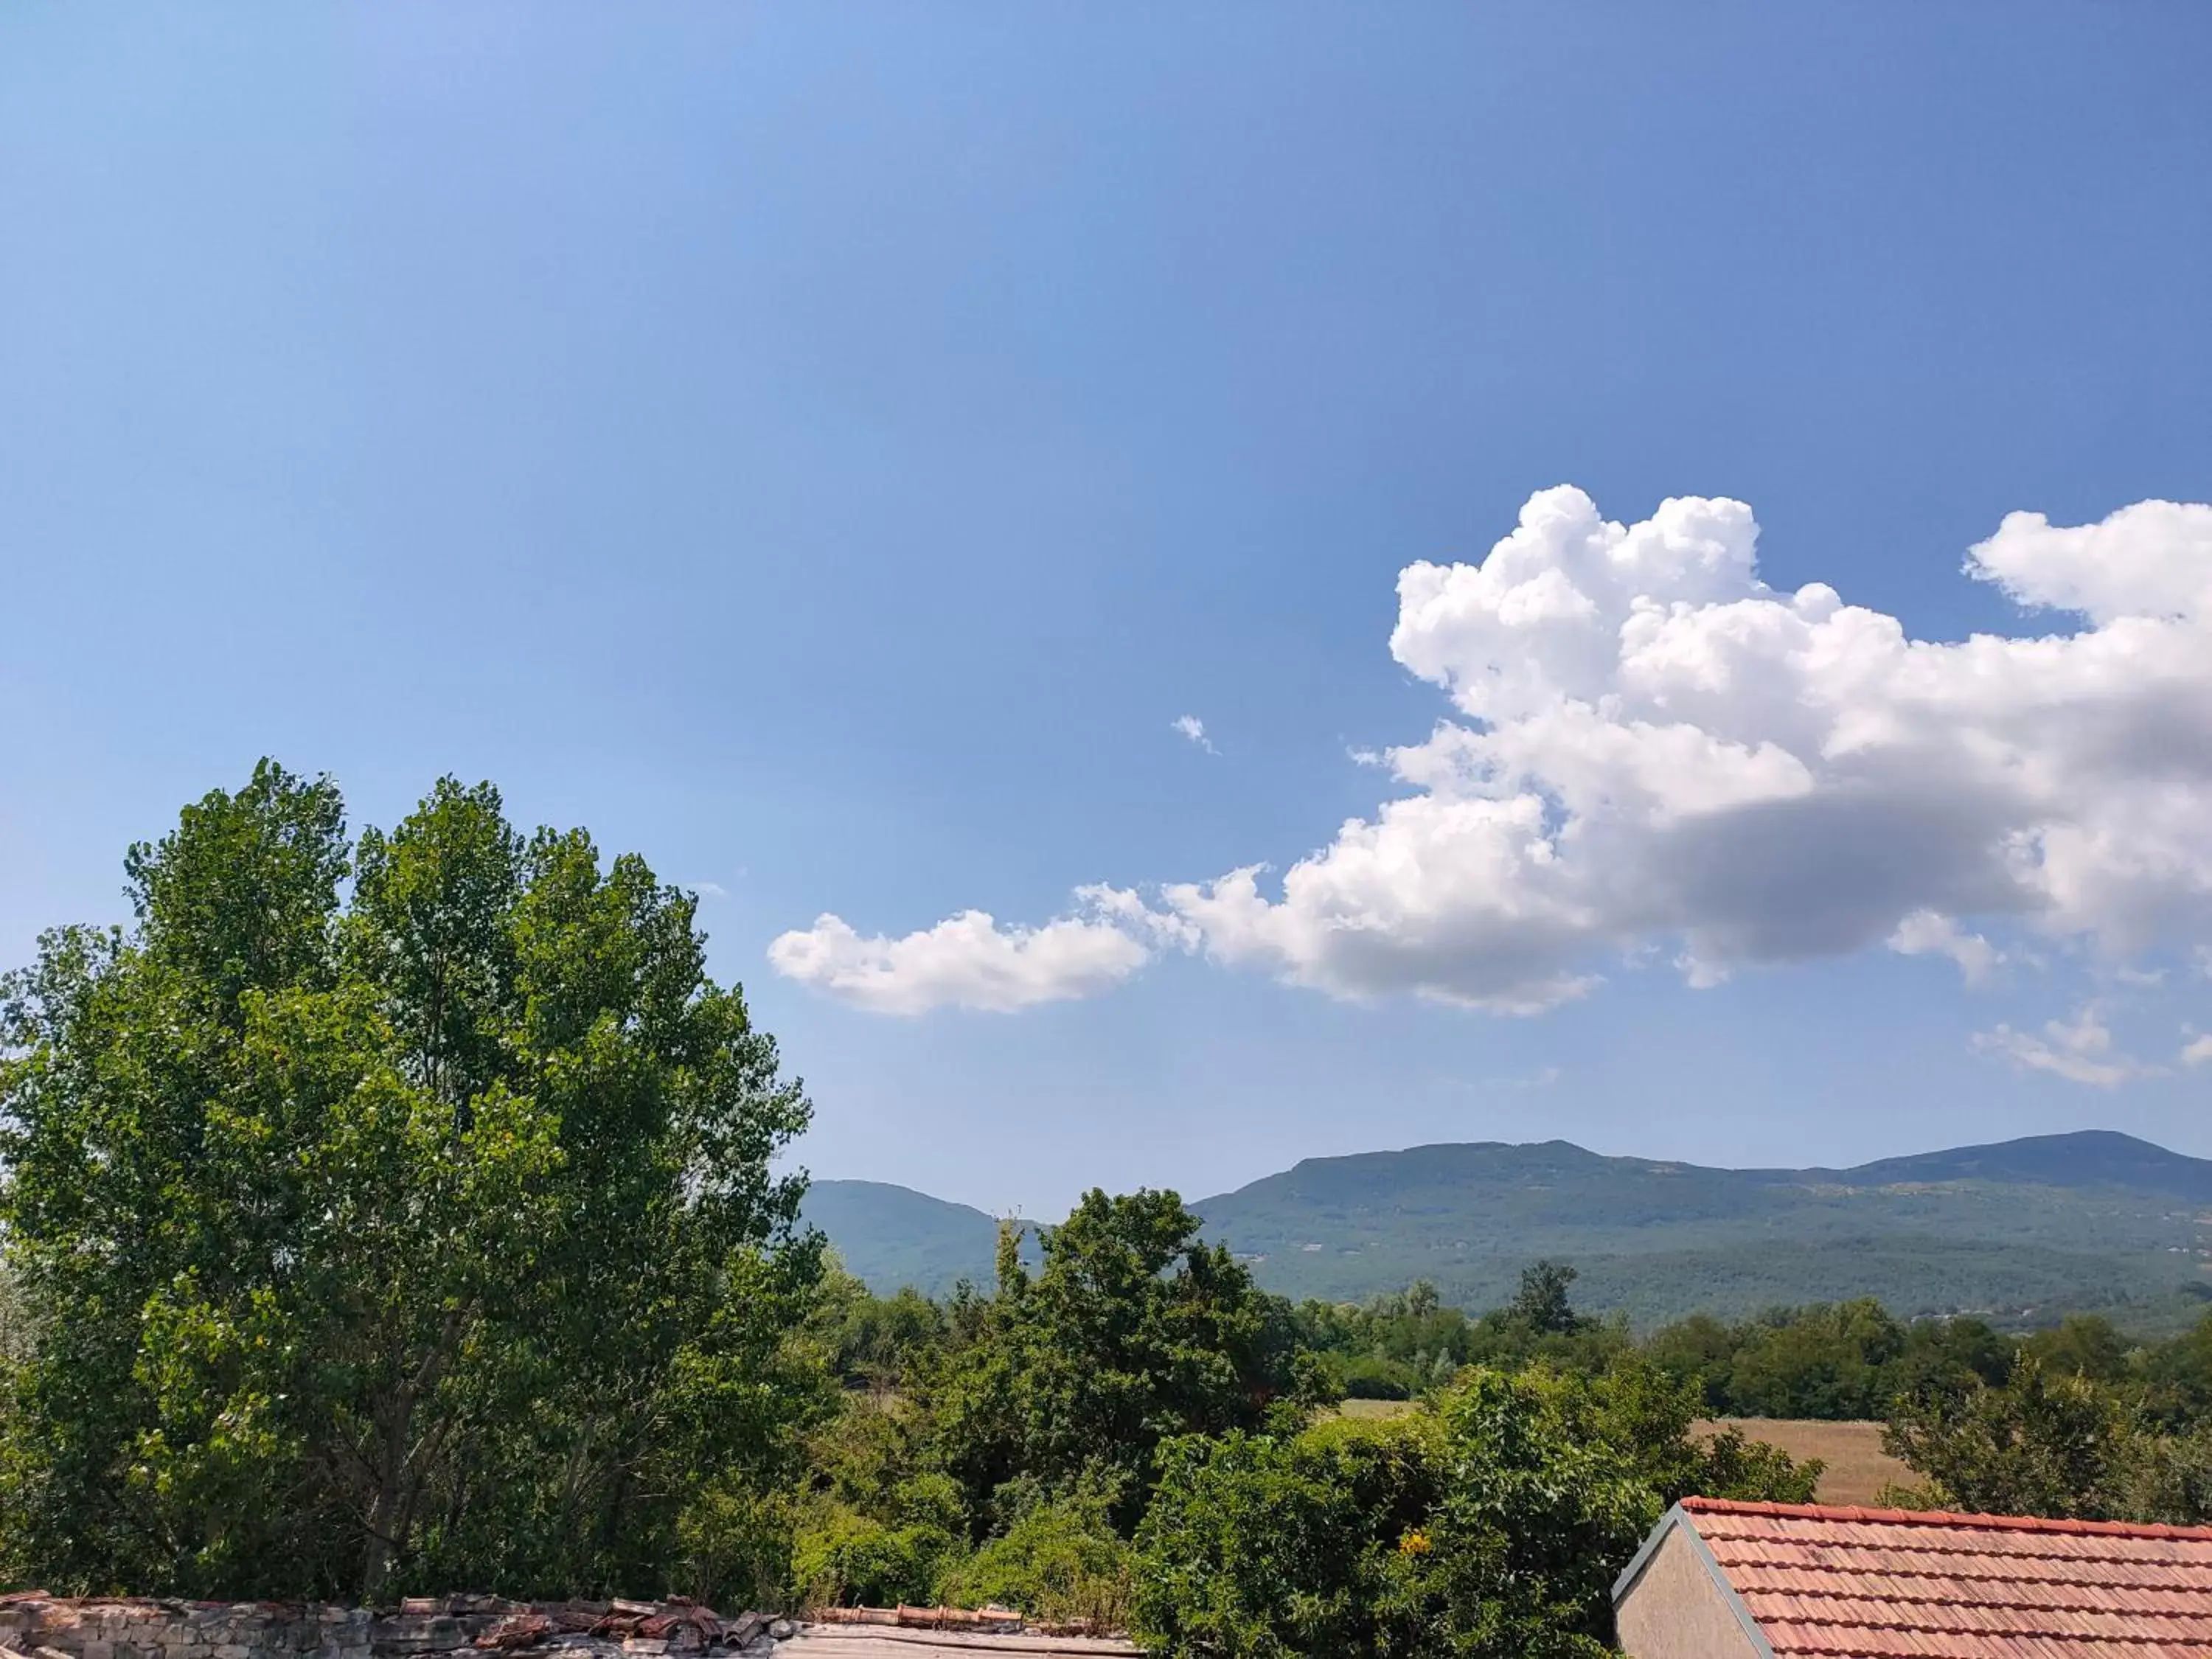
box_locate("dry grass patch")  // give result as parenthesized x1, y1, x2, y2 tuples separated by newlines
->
(1333, 1397, 1422, 1420)
(1696, 1417, 1913, 1505)
(1324, 1405, 1911, 1503)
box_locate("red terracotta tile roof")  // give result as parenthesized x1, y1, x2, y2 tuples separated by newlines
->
(1675, 1498, 2212, 1659)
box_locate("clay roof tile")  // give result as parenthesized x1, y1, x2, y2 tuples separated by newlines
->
(1646, 1499, 2212, 1659)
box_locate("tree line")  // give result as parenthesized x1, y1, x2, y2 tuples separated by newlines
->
(1301, 1275, 2212, 1427)
(811, 1252, 2212, 1623)
(3, 765, 2209, 1657)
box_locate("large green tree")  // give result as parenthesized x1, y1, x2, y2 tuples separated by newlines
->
(920, 1189, 1315, 1533)
(0, 763, 824, 1600)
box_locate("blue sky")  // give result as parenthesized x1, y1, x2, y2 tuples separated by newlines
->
(4, 4, 2211, 1216)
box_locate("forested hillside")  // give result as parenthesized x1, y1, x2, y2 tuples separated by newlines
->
(812, 1135, 2212, 1326)
(1198, 1134, 2212, 1323)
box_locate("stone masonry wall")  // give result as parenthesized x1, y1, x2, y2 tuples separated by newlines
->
(0, 1596, 785, 1659)
(0, 1599, 374, 1659)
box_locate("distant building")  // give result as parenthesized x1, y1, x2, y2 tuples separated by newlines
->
(1613, 1495, 2212, 1659)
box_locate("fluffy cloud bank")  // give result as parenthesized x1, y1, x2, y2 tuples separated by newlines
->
(771, 487, 2212, 1016)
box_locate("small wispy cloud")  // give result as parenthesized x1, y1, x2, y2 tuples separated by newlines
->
(1972, 1003, 2161, 1088)
(1172, 714, 1218, 754)
(689, 880, 730, 899)
(2180, 1032, 2212, 1067)
(1889, 910, 2001, 987)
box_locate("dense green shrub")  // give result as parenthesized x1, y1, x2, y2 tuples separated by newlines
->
(1545, 1357, 1822, 1506)
(1135, 1363, 1812, 1659)
(1134, 1414, 1443, 1659)
(792, 1501, 964, 1609)
(1329, 1352, 1419, 1401)
(792, 1475, 970, 1607)
(938, 1477, 1133, 1627)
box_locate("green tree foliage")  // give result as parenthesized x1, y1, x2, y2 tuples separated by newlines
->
(1133, 1415, 1444, 1659)
(1543, 1359, 1821, 1508)
(792, 1470, 968, 1609)
(1507, 1262, 1583, 1337)
(2138, 1314, 2212, 1429)
(1724, 1299, 1906, 1419)
(1132, 1362, 1815, 1659)
(1882, 1355, 2212, 1524)
(2017, 1314, 2132, 1383)
(918, 1189, 1315, 1533)
(785, 1193, 1312, 1614)
(1295, 1283, 1479, 1402)
(815, 1268, 949, 1392)
(1645, 1300, 2014, 1419)
(0, 763, 824, 1600)
(1885, 1358, 2139, 1517)
(937, 1475, 1134, 1628)
(1294, 1269, 1631, 1404)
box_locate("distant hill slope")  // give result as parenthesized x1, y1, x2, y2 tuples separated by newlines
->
(804, 1132, 2212, 1326)
(1787, 1129, 2212, 1201)
(800, 1179, 999, 1298)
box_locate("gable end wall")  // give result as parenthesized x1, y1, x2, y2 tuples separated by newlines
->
(1615, 1524, 1764, 1659)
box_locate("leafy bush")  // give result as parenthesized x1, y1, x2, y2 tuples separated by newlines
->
(792, 1499, 965, 1609)
(1136, 1369, 1678, 1659)
(939, 1476, 1133, 1627)
(1133, 1360, 1824, 1658)
(1134, 1413, 1442, 1659)
(1549, 1357, 1823, 1506)
(1885, 1359, 2127, 1517)
(676, 1479, 797, 1613)
(1330, 1352, 1419, 1401)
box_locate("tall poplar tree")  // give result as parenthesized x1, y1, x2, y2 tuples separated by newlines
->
(0, 763, 823, 1599)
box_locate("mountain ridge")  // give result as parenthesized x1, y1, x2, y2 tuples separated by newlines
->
(803, 1130, 2212, 1326)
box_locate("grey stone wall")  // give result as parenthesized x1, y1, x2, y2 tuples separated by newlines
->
(0, 1596, 777, 1659)
(0, 1599, 373, 1659)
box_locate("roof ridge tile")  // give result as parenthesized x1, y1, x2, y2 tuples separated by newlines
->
(1680, 1497, 2212, 1543)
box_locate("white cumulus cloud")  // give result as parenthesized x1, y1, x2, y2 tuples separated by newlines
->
(1164, 487, 2212, 1009)
(774, 487, 2212, 1020)
(766, 887, 1175, 1015)
(1972, 1004, 2160, 1088)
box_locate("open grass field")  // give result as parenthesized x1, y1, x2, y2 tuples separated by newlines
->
(1696, 1417, 1914, 1505)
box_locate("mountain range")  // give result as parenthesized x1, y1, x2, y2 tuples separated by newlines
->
(800, 1130, 2212, 1328)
